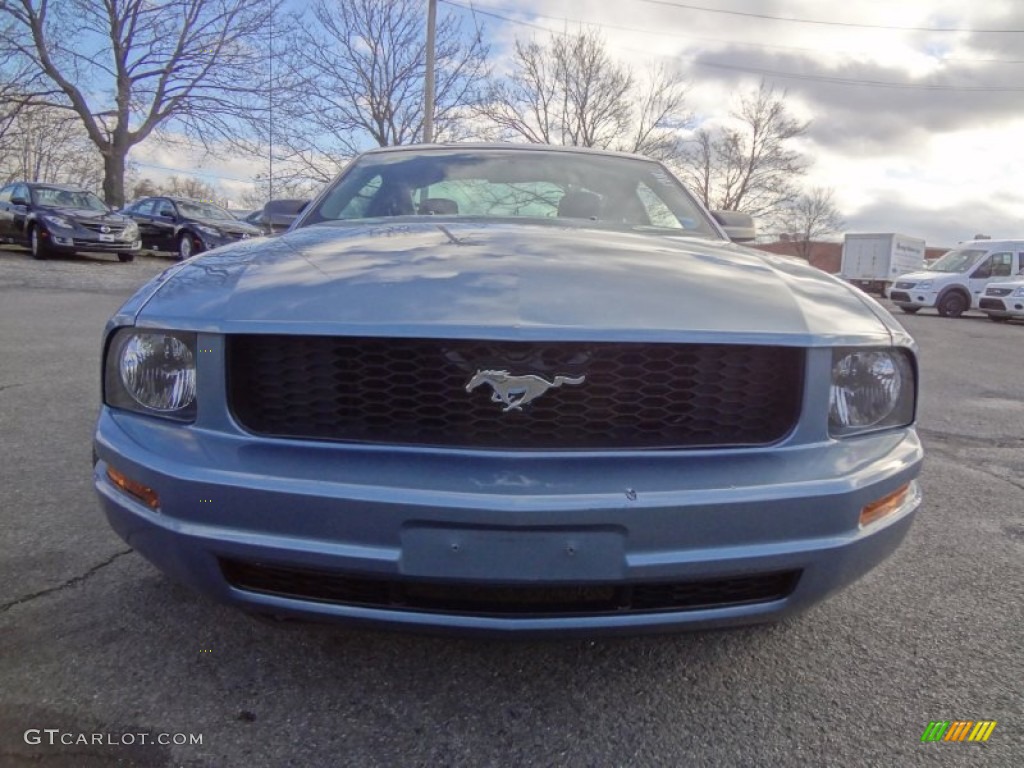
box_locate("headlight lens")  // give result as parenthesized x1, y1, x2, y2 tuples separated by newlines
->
(105, 330, 197, 420)
(122, 220, 139, 237)
(915, 280, 932, 289)
(43, 214, 73, 229)
(829, 348, 915, 436)
(195, 224, 222, 237)
(1013, 286, 1024, 298)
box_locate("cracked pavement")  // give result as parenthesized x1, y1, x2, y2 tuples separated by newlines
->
(1, 246, 1021, 767)
(0, 549, 133, 614)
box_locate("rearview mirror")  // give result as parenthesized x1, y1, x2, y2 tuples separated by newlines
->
(711, 210, 756, 243)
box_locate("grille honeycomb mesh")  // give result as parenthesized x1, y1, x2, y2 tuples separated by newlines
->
(227, 336, 803, 450)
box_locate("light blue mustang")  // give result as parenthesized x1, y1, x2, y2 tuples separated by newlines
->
(93, 144, 922, 635)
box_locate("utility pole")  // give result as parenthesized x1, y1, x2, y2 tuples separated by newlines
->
(422, 0, 437, 144)
(268, 0, 275, 199)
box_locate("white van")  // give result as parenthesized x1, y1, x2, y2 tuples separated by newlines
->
(978, 277, 1024, 322)
(889, 239, 1024, 317)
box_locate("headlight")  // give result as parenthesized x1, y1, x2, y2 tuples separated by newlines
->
(829, 348, 915, 437)
(195, 224, 222, 237)
(122, 221, 139, 237)
(43, 214, 73, 229)
(915, 280, 932, 289)
(104, 329, 197, 420)
(1013, 287, 1024, 298)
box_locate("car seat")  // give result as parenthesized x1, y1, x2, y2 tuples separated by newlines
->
(557, 190, 602, 220)
(418, 198, 459, 215)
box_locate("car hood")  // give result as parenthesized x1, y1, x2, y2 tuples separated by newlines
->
(897, 271, 955, 282)
(190, 216, 261, 235)
(129, 221, 896, 345)
(40, 206, 131, 224)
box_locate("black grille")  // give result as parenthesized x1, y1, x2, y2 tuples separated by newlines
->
(894, 281, 916, 289)
(220, 559, 800, 616)
(71, 238, 134, 249)
(79, 221, 125, 234)
(979, 298, 1006, 310)
(227, 336, 803, 450)
(890, 291, 911, 303)
(985, 287, 1013, 297)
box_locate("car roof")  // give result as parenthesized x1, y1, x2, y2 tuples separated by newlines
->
(133, 196, 222, 205)
(957, 240, 1024, 248)
(26, 182, 90, 192)
(358, 142, 656, 162)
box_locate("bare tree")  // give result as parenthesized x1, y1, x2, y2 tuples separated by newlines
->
(676, 81, 809, 226)
(277, 0, 490, 183)
(130, 177, 162, 200)
(0, 103, 103, 187)
(126, 175, 227, 205)
(0, 0, 280, 207)
(781, 187, 845, 260)
(161, 175, 222, 202)
(480, 31, 689, 160)
(239, 178, 321, 210)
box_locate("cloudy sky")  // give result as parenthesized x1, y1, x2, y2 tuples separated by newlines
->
(136, 0, 1024, 247)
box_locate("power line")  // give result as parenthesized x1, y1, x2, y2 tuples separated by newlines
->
(132, 160, 255, 183)
(447, 2, 1024, 92)
(634, 0, 1024, 33)
(444, 0, 1024, 64)
(444, 0, 550, 34)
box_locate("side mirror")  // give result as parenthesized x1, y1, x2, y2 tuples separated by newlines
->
(10, 195, 27, 206)
(711, 210, 756, 243)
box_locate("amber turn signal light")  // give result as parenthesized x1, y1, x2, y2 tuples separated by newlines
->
(859, 482, 910, 528)
(106, 465, 160, 509)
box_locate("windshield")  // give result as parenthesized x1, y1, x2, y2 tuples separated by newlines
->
(32, 187, 108, 212)
(301, 149, 719, 237)
(927, 248, 986, 273)
(176, 200, 235, 220)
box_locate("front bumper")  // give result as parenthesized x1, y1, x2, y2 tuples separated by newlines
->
(46, 229, 140, 253)
(979, 296, 1024, 318)
(889, 288, 938, 308)
(197, 231, 252, 250)
(94, 407, 923, 636)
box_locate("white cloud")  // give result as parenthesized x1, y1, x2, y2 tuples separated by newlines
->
(126, 1, 1024, 242)
(470, 0, 1024, 244)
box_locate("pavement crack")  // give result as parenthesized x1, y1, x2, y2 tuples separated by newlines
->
(918, 426, 1024, 449)
(924, 442, 1024, 493)
(0, 548, 133, 614)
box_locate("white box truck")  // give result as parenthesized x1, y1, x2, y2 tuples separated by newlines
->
(841, 233, 926, 297)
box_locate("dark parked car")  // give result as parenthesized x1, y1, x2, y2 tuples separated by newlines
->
(94, 144, 922, 636)
(0, 182, 141, 261)
(121, 196, 262, 259)
(244, 198, 310, 236)
(239, 209, 270, 235)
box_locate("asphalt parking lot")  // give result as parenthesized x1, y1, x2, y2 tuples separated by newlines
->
(1, 245, 1021, 767)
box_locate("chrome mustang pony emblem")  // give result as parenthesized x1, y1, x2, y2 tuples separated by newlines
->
(466, 369, 586, 412)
